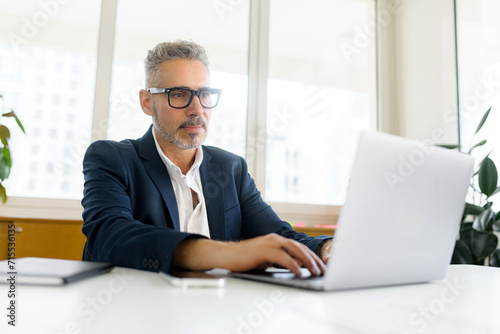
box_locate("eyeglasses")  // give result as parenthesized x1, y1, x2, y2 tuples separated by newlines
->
(147, 87, 222, 109)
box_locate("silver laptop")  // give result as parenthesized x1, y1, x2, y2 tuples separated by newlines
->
(231, 131, 474, 291)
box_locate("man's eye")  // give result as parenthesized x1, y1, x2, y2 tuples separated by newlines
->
(170, 90, 187, 98)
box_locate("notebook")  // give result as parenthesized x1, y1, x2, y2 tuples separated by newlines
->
(231, 131, 474, 291)
(0, 257, 114, 285)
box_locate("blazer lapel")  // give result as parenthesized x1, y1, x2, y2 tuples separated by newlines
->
(200, 148, 226, 241)
(136, 126, 180, 230)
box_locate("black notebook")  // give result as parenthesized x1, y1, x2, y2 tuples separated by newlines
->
(0, 257, 114, 285)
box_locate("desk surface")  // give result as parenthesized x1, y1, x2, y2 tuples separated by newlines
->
(2, 264, 499, 334)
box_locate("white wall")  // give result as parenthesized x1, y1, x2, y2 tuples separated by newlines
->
(380, 0, 459, 145)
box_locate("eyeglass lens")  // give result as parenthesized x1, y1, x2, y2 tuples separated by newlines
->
(169, 89, 219, 108)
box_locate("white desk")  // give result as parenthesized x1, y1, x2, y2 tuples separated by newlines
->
(2, 265, 499, 334)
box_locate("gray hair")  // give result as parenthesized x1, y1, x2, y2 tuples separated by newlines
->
(144, 40, 210, 88)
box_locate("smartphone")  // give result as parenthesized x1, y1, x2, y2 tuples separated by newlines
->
(160, 269, 226, 288)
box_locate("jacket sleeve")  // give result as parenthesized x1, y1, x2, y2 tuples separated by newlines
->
(235, 156, 333, 253)
(81, 140, 205, 273)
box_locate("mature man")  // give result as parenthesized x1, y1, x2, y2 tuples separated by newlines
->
(82, 40, 332, 277)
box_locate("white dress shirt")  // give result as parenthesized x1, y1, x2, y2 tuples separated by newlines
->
(152, 129, 211, 238)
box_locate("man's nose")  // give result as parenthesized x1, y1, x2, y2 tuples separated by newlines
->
(186, 94, 204, 117)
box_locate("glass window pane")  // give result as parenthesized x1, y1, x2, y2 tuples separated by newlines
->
(107, 0, 249, 158)
(0, 1, 100, 199)
(266, 0, 377, 205)
(457, 0, 500, 212)
(457, 0, 500, 161)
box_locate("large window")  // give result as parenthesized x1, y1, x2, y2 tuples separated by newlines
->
(456, 0, 500, 167)
(107, 0, 250, 160)
(265, 0, 376, 205)
(0, 1, 101, 200)
(1, 0, 378, 220)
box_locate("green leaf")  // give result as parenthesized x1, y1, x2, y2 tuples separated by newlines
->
(0, 183, 6, 203)
(471, 230, 498, 259)
(472, 207, 495, 231)
(468, 139, 487, 154)
(474, 105, 492, 135)
(2, 147, 10, 168)
(3, 110, 25, 134)
(0, 124, 10, 147)
(488, 186, 500, 199)
(437, 144, 460, 150)
(493, 220, 500, 232)
(0, 157, 10, 181)
(490, 250, 500, 267)
(459, 222, 473, 245)
(2, 111, 15, 117)
(478, 157, 498, 197)
(463, 202, 484, 217)
(451, 240, 474, 264)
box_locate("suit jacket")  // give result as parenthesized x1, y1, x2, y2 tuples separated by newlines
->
(81, 125, 331, 273)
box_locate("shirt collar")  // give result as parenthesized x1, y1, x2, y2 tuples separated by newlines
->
(152, 126, 204, 176)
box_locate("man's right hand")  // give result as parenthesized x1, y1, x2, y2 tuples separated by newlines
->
(174, 233, 326, 277)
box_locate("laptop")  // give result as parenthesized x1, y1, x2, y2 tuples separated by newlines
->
(231, 131, 474, 291)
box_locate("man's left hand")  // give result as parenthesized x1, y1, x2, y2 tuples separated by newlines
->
(319, 240, 332, 264)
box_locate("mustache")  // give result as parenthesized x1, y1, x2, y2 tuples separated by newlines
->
(180, 118, 207, 128)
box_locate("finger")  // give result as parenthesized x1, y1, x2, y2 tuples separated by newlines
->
(280, 240, 324, 276)
(264, 249, 304, 277)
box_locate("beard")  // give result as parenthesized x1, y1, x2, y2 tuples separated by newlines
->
(152, 102, 208, 150)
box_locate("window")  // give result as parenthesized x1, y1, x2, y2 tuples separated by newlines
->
(1, 0, 377, 220)
(456, 0, 500, 167)
(265, 0, 377, 205)
(0, 1, 100, 200)
(107, 0, 249, 159)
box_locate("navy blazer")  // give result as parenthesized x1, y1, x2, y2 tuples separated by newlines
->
(82, 126, 331, 273)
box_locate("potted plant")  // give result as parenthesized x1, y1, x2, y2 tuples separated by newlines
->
(0, 93, 25, 203)
(446, 106, 500, 267)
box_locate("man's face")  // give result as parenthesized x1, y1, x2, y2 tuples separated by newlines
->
(150, 59, 212, 150)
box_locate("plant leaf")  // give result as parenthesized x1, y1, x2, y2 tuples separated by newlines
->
(474, 105, 492, 135)
(463, 202, 484, 217)
(2, 147, 10, 168)
(0, 124, 10, 146)
(468, 139, 487, 154)
(0, 157, 10, 181)
(471, 230, 498, 259)
(0, 183, 6, 203)
(472, 207, 495, 231)
(490, 249, 500, 267)
(478, 157, 498, 197)
(451, 240, 473, 264)
(3, 110, 25, 134)
(488, 186, 500, 199)
(436, 144, 460, 150)
(493, 220, 500, 232)
(459, 222, 474, 247)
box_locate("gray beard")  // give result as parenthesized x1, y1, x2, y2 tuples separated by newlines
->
(152, 104, 207, 150)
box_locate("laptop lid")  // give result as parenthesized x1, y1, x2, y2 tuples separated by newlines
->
(323, 131, 474, 290)
(231, 131, 474, 291)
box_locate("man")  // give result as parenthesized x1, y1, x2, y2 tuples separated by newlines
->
(82, 40, 332, 277)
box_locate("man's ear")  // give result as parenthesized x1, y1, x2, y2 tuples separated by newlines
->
(139, 89, 153, 116)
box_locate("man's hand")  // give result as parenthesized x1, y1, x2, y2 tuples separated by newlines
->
(318, 239, 332, 264)
(174, 234, 326, 277)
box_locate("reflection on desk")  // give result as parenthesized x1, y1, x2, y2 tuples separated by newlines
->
(1, 265, 499, 334)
